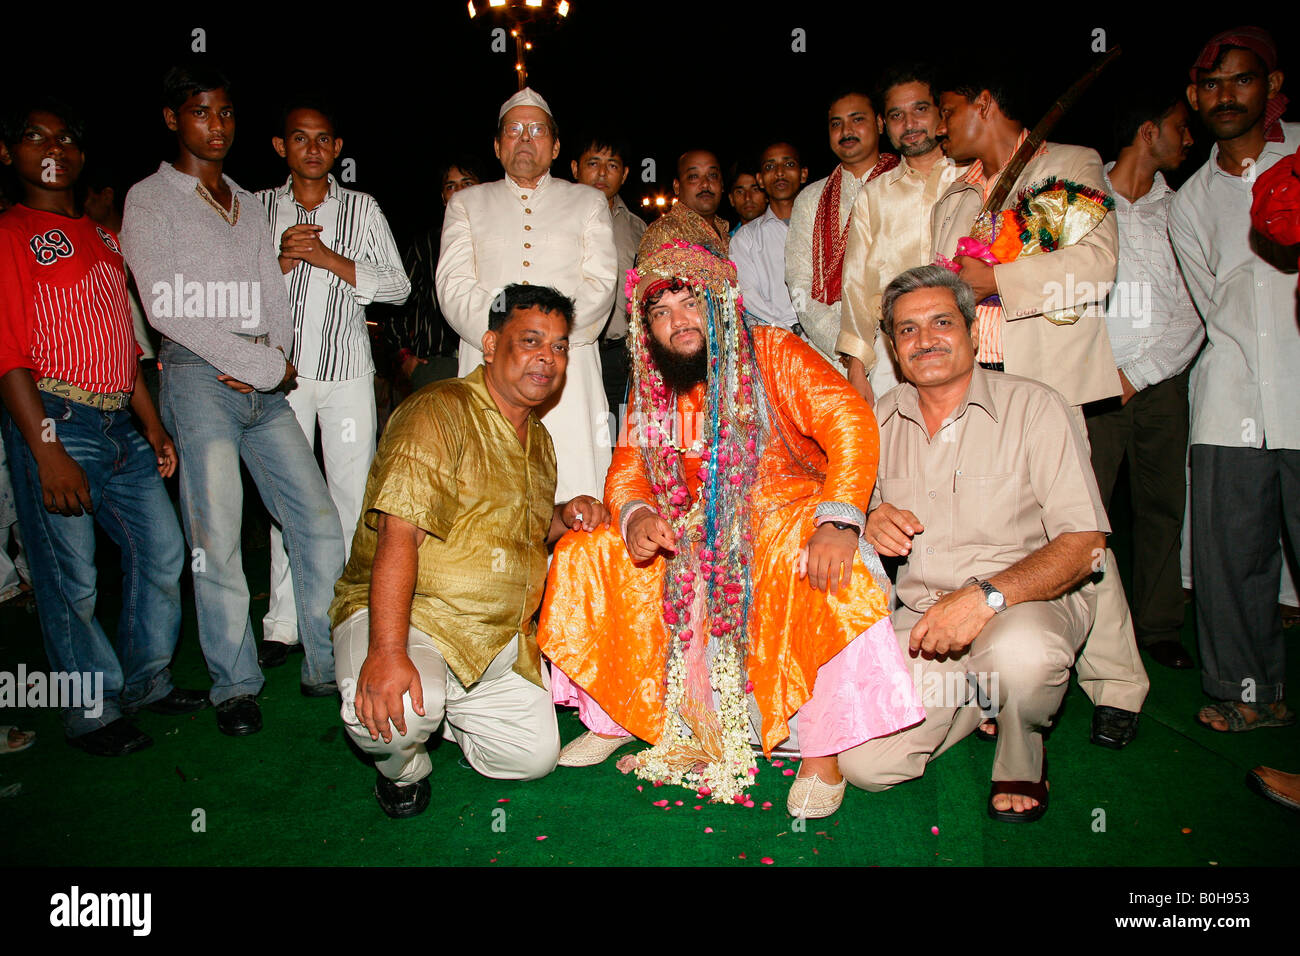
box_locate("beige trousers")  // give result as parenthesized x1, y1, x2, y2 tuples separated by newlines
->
(838, 587, 1095, 787)
(1067, 404, 1151, 713)
(334, 608, 560, 785)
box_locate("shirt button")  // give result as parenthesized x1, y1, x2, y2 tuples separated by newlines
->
(520, 194, 528, 200)
(935, 590, 946, 597)
(522, 280, 530, 285)
(523, 261, 531, 267)
(926, 547, 935, 555)
(524, 224, 532, 231)
(928, 491, 936, 499)
(525, 208, 533, 214)
(524, 242, 531, 248)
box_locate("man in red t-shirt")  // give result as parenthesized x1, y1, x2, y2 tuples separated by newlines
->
(0, 99, 206, 756)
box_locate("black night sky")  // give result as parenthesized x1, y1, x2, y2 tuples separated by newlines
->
(2, 3, 1292, 248)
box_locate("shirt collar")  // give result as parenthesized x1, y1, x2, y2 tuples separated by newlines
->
(464, 365, 544, 432)
(892, 364, 1000, 433)
(506, 171, 551, 196)
(1208, 124, 1300, 181)
(1102, 163, 1171, 207)
(277, 173, 340, 205)
(886, 154, 954, 187)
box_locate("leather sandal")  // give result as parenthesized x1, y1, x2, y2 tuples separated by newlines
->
(987, 751, 1049, 823)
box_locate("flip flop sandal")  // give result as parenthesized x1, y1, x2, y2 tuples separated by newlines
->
(974, 720, 997, 742)
(987, 752, 1048, 823)
(1196, 700, 1297, 733)
(0, 726, 35, 755)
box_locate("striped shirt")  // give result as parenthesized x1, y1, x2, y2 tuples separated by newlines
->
(0, 205, 139, 393)
(256, 175, 409, 381)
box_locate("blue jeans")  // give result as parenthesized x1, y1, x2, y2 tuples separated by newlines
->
(2, 394, 184, 738)
(159, 341, 343, 703)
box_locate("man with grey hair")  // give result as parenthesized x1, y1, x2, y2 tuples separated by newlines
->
(839, 265, 1112, 822)
(436, 87, 617, 504)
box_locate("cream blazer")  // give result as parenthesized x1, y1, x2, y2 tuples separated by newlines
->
(930, 143, 1121, 407)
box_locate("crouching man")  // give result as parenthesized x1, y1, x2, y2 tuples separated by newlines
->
(329, 284, 609, 818)
(839, 266, 1110, 822)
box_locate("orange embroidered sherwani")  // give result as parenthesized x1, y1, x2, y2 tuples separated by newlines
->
(539, 326, 922, 754)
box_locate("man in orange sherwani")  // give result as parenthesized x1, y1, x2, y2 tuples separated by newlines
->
(539, 241, 922, 818)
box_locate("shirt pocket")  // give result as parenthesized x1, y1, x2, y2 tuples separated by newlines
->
(953, 473, 1019, 548)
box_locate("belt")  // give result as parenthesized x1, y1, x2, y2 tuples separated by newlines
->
(36, 377, 131, 411)
(978, 361, 1005, 372)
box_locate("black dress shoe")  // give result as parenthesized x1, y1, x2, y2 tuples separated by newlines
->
(300, 680, 338, 698)
(258, 640, 299, 669)
(1091, 705, 1139, 749)
(374, 772, 431, 819)
(68, 719, 153, 757)
(145, 687, 212, 715)
(1146, 640, 1194, 670)
(215, 695, 263, 736)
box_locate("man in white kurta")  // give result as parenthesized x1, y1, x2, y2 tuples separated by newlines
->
(435, 88, 617, 503)
(786, 89, 899, 371)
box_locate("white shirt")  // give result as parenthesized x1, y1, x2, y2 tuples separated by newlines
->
(1101, 164, 1203, 390)
(1168, 122, 1300, 450)
(256, 175, 409, 381)
(731, 207, 796, 330)
(435, 171, 617, 502)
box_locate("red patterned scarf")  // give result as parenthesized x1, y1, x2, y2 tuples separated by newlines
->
(811, 153, 900, 304)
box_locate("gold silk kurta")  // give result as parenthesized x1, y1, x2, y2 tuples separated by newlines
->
(538, 327, 890, 752)
(330, 366, 556, 688)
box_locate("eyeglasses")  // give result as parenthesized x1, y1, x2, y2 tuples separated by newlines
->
(501, 121, 552, 140)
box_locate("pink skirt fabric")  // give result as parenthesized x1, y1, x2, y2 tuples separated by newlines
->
(549, 614, 925, 756)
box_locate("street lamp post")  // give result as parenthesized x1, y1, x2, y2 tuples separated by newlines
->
(467, 0, 572, 90)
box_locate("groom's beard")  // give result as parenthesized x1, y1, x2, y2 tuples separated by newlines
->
(647, 332, 708, 393)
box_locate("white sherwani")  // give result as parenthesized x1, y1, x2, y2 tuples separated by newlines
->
(436, 172, 618, 502)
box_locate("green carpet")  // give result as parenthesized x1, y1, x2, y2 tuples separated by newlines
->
(2, 493, 1298, 867)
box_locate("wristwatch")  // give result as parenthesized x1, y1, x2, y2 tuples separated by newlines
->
(965, 577, 1006, 613)
(827, 521, 859, 534)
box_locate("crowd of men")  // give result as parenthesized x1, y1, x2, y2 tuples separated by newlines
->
(0, 23, 1297, 823)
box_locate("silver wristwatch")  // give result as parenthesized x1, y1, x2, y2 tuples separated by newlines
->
(965, 577, 1006, 613)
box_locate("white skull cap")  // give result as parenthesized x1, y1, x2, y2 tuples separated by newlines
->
(498, 87, 555, 122)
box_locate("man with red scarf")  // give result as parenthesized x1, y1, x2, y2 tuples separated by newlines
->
(786, 86, 899, 370)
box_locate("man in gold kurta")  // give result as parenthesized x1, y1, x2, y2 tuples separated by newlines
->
(330, 284, 608, 819)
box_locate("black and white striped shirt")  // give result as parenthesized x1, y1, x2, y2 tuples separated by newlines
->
(256, 175, 409, 381)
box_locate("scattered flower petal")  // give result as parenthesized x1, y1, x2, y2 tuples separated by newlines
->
(653, 799, 669, 807)
(1181, 827, 1192, 834)
(761, 802, 772, 810)
(536, 835, 548, 841)
(772, 759, 784, 767)
(497, 798, 510, 803)
(761, 857, 774, 865)
(782, 769, 795, 776)
(704, 827, 713, 833)
(636, 785, 643, 792)
(931, 826, 939, 835)
(675, 800, 684, 806)
(738, 853, 747, 859)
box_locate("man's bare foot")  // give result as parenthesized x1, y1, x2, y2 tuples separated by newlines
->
(1197, 700, 1293, 732)
(978, 719, 997, 738)
(990, 782, 1048, 814)
(797, 754, 842, 784)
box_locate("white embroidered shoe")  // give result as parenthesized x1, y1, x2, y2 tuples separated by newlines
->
(557, 731, 634, 768)
(786, 772, 847, 819)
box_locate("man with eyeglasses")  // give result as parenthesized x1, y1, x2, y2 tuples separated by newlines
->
(436, 88, 616, 505)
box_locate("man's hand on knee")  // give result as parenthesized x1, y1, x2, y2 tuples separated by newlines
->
(910, 585, 995, 658)
(353, 650, 425, 744)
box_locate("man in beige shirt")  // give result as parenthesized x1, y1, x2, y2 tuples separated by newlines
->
(839, 266, 1110, 822)
(838, 66, 958, 403)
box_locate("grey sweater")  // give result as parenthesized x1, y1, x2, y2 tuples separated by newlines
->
(122, 162, 292, 391)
